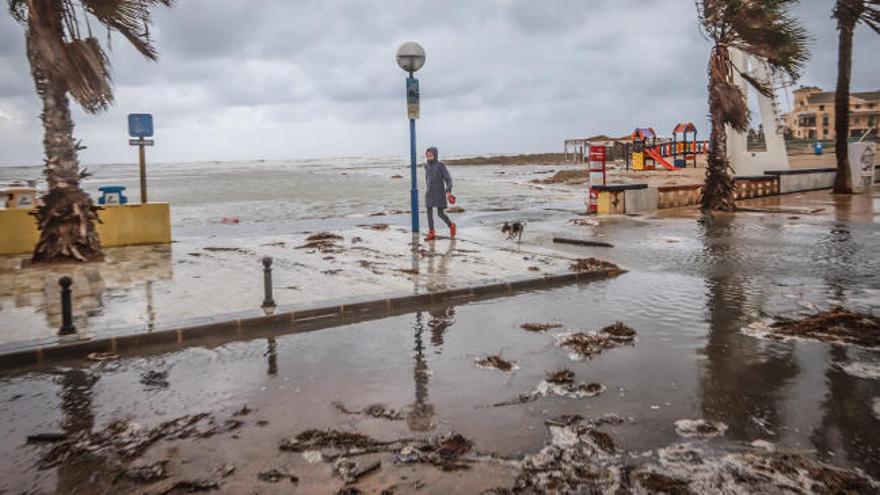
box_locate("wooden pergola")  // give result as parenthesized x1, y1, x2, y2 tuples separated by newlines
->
(563, 138, 592, 163)
(563, 135, 623, 163)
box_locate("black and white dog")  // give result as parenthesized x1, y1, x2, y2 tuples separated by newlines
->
(501, 220, 526, 242)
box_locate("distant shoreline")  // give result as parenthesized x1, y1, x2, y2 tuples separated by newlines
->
(444, 153, 566, 166)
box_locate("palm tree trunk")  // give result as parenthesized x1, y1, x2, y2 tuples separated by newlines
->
(833, 12, 855, 194)
(26, 20, 103, 262)
(702, 47, 736, 212)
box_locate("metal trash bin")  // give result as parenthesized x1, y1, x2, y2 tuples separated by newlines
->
(98, 185, 128, 205)
(848, 142, 876, 193)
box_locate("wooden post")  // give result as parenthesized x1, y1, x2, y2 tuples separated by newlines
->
(138, 137, 148, 203)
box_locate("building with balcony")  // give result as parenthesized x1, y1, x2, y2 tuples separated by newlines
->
(784, 86, 880, 141)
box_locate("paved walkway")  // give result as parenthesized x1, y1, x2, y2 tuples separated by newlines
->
(0, 221, 582, 346)
(2, 187, 876, 350)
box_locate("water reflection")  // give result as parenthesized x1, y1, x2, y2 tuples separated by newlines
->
(55, 368, 103, 491)
(145, 281, 157, 331)
(699, 204, 880, 477)
(407, 311, 434, 432)
(410, 242, 420, 295)
(822, 195, 857, 305)
(424, 239, 457, 292)
(428, 306, 455, 352)
(266, 337, 278, 376)
(59, 369, 96, 433)
(810, 346, 880, 478)
(698, 214, 799, 439)
(0, 244, 173, 340)
(807, 194, 880, 474)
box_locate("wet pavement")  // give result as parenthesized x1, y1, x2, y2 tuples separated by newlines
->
(0, 219, 581, 347)
(1, 160, 588, 347)
(0, 189, 878, 493)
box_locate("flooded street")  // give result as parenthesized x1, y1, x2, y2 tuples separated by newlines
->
(1, 190, 878, 493)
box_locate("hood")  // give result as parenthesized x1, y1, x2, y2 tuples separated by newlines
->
(426, 146, 439, 162)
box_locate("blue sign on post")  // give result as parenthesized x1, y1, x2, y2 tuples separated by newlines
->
(127, 113, 154, 138)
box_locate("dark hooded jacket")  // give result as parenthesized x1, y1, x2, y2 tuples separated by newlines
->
(424, 146, 453, 208)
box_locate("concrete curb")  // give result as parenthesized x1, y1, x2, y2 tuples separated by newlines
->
(0, 268, 621, 370)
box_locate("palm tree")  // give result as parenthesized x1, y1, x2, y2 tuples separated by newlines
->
(831, 0, 880, 194)
(8, 0, 170, 262)
(697, 0, 808, 212)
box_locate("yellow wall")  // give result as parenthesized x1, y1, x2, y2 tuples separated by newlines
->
(597, 191, 626, 215)
(0, 203, 171, 255)
(0, 208, 40, 254)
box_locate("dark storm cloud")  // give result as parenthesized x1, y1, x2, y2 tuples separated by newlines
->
(1, 0, 878, 166)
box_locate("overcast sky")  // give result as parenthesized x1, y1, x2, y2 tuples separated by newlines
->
(1, 0, 879, 167)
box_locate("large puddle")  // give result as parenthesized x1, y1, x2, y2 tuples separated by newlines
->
(1, 191, 879, 492)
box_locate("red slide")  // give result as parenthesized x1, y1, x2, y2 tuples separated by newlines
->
(645, 147, 677, 171)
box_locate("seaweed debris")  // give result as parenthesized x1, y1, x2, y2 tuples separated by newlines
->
(475, 355, 518, 372)
(569, 257, 624, 274)
(520, 323, 563, 332)
(298, 232, 345, 252)
(764, 307, 880, 347)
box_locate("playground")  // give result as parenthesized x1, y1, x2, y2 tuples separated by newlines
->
(555, 105, 878, 215)
(559, 49, 878, 213)
(563, 122, 707, 171)
(560, 48, 807, 202)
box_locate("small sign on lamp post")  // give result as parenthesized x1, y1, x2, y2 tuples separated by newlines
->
(407, 78, 420, 120)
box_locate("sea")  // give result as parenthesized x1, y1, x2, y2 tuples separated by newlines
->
(0, 157, 585, 235)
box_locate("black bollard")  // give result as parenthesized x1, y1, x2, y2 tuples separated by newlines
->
(262, 257, 276, 309)
(59, 276, 77, 335)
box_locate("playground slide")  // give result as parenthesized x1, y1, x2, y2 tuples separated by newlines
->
(645, 147, 677, 171)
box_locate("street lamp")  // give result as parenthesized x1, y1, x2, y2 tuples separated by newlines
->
(396, 42, 426, 241)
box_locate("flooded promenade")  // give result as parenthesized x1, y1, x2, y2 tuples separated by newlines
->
(1, 187, 878, 493)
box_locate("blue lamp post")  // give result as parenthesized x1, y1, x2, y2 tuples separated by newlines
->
(396, 42, 426, 239)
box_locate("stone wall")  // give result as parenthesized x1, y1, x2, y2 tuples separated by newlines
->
(734, 177, 780, 199)
(765, 168, 836, 194)
(658, 185, 701, 209)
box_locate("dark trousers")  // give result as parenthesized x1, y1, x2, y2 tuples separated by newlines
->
(427, 207, 451, 230)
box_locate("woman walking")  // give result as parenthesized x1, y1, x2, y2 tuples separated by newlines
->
(424, 146, 456, 241)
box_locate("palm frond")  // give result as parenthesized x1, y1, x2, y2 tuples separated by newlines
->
(697, 0, 722, 40)
(835, 0, 880, 34)
(710, 48, 750, 132)
(737, 69, 773, 98)
(64, 37, 113, 111)
(8, 0, 28, 21)
(728, 1, 810, 81)
(717, 80, 750, 132)
(698, 1, 809, 128)
(699, 0, 809, 82)
(82, 0, 172, 60)
(19, 0, 171, 113)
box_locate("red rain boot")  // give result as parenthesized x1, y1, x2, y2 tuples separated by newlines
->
(425, 229, 436, 241)
(450, 223, 457, 238)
